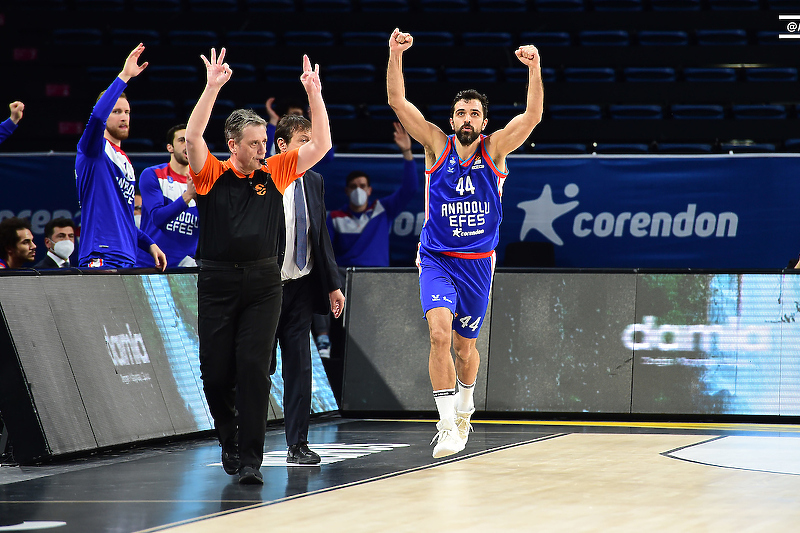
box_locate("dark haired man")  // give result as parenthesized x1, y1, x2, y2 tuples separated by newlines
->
(0, 217, 36, 269)
(272, 113, 344, 465)
(388, 28, 544, 458)
(136, 123, 199, 268)
(75, 44, 166, 270)
(34, 217, 76, 269)
(186, 49, 331, 484)
(326, 121, 418, 268)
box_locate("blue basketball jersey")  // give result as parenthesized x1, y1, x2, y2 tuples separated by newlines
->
(420, 135, 507, 257)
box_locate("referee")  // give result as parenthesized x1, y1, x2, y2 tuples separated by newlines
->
(185, 49, 332, 485)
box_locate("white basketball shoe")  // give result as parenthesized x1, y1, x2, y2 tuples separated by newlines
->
(431, 419, 465, 458)
(454, 408, 475, 447)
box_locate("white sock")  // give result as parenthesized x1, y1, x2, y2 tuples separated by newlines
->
(456, 378, 475, 413)
(433, 389, 456, 425)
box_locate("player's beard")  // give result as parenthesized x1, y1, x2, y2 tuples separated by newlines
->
(107, 124, 129, 142)
(173, 150, 189, 166)
(456, 125, 480, 146)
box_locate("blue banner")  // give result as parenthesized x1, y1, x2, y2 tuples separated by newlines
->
(2, 153, 799, 268)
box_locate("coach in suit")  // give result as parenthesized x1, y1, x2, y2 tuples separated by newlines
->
(34, 217, 76, 269)
(273, 114, 345, 464)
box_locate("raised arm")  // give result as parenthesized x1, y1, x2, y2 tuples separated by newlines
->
(186, 48, 232, 173)
(486, 45, 544, 159)
(296, 55, 332, 174)
(386, 28, 447, 163)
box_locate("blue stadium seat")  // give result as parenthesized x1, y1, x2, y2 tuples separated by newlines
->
(609, 104, 663, 119)
(767, 0, 800, 8)
(405, 67, 439, 83)
(419, 0, 470, 9)
(731, 104, 787, 119)
(563, 67, 616, 82)
(132, 100, 177, 120)
(534, 0, 585, 9)
(168, 30, 219, 47)
(366, 105, 398, 120)
(359, 0, 410, 9)
(327, 104, 358, 119)
(264, 65, 300, 82)
(579, 30, 630, 46)
(744, 67, 798, 82)
(244, 0, 296, 10)
(637, 30, 689, 46)
(505, 67, 556, 82)
(283, 31, 335, 46)
(189, 0, 239, 10)
(75, 0, 124, 10)
(111, 29, 161, 47)
(342, 32, 386, 46)
(326, 64, 376, 82)
(303, 0, 352, 9)
(210, 99, 238, 120)
(671, 104, 725, 119)
(131, 0, 181, 10)
(491, 104, 526, 120)
(696, 29, 749, 46)
(592, 0, 642, 10)
(53, 29, 103, 46)
(413, 32, 455, 46)
(720, 142, 776, 153)
(478, 0, 528, 10)
(520, 31, 572, 46)
(548, 104, 603, 119)
(529, 143, 588, 154)
(347, 143, 402, 153)
(594, 143, 650, 154)
(623, 67, 676, 82)
(444, 67, 498, 83)
(427, 105, 453, 121)
(783, 139, 800, 151)
(756, 31, 793, 45)
(228, 63, 258, 83)
(650, 0, 700, 9)
(708, 0, 759, 8)
(226, 31, 278, 47)
(683, 67, 738, 82)
(147, 66, 200, 84)
(462, 32, 514, 46)
(655, 143, 714, 154)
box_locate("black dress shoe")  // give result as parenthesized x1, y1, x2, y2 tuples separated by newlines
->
(238, 466, 263, 485)
(221, 433, 240, 475)
(287, 443, 321, 464)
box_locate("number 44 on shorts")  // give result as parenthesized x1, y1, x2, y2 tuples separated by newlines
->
(459, 315, 482, 332)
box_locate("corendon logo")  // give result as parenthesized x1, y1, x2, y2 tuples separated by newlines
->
(517, 183, 738, 245)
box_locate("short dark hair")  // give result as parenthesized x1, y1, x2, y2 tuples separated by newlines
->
(44, 217, 75, 240)
(224, 109, 267, 150)
(346, 170, 370, 187)
(0, 217, 32, 259)
(450, 89, 489, 119)
(166, 123, 187, 146)
(274, 114, 312, 152)
(96, 90, 128, 103)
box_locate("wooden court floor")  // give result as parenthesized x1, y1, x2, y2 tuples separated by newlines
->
(3, 419, 800, 532)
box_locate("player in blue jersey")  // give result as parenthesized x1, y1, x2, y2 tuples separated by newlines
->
(76, 44, 166, 270)
(0, 101, 24, 146)
(388, 28, 544, 458)
(135, 124, 200, 268)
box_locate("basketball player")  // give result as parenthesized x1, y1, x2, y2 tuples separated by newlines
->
(387, 28, 544, 458)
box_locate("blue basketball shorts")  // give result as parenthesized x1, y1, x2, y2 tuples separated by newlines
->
(417, 246, 496, 339)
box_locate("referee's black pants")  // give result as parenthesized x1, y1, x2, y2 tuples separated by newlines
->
(274, 274, 315, 447)
(197, 258, 282, 470)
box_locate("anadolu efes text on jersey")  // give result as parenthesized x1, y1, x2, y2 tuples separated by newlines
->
(421, 135, 507, 255)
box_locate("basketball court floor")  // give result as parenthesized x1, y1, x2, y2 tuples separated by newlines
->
(3, 417, 800, 532)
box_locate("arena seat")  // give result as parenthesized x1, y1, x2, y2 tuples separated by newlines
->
(637, 30, 689, 46)
(548, 104, 603, 119)
(444, 67, 498, 83)
(623, 67, 676, 82)
(520, 31, 572, 46)
(226, 31, 278, 47)
(671, 104, 726, 119)
(609, 104, 663, 120)
(683, 67, 738, 82)
(579, 30, 630, 46)
(731, 104, 787, 119)
(462, 32, 514, 47)
(326, 64, 377, 82)
(563, 67, 616, 82)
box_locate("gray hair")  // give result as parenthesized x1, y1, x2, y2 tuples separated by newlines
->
(224, 109, 268, 148)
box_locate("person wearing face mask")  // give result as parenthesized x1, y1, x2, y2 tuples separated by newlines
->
(326, 122, 419, 268)
(135, 124, 199, 268)
(34, 218, 76, 269)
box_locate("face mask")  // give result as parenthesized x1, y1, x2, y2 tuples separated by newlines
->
(349, 188, 368, 207)
(53, 239, 74, 261)
(134, 214, 142, 228)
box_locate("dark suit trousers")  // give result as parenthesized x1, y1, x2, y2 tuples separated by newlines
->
(276, 274, 315, 447)
(197, 258, 282, 469)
